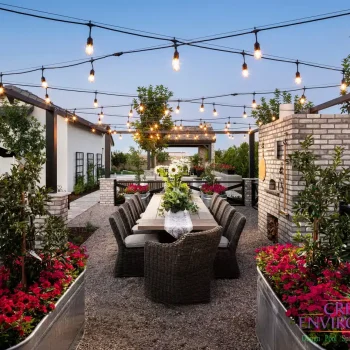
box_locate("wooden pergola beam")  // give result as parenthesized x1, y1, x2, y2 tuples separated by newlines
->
(309, 93, 350, 114)
(112, 130, 250, 135)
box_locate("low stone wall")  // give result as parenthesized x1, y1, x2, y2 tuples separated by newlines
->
(99, 178, 115, 205)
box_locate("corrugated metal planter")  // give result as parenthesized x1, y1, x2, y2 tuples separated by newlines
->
(7, 269, 85, 350)
(201, 193, 213, 208)
(256, 268, 324, 350)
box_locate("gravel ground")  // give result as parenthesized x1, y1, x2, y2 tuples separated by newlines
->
(76, 205, 269, 350)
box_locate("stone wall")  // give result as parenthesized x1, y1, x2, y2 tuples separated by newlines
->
(99, 178, 115, 205)
(258, 113, 350, 243)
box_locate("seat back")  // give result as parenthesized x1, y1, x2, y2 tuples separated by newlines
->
(211, 196, 223, 217)
(125, 199, 139, 223)
(220, 206, 236, 235)
(109, 210, 129, 245)
(131, 196, 143, 216)
(209, 193, 219, 211)
(225, 212, 246, 251)
(121, 202, 136, 228)
(215, 201, 230, 223)
(134, 193, 146, 212)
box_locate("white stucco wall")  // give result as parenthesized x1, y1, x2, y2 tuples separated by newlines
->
(57, 114, 68, 192)
(67, 124, 105, 192)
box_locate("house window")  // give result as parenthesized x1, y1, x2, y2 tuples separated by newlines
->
(96, 153, 103, 179)
(87, 153, 94, 181)
(75, 152, 84, 183)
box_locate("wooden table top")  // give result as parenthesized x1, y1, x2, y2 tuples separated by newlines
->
(137, 194, 218, 231)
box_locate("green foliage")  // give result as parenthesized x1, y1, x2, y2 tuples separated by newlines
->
(131, 85, 174, 154)
(73, 175, 85, 195)
(111, 151, 128, 168)
(251, 89, 314, 126)
(85, 221, 98, 233)
(340, 54, 350, 114)
(217, 142, 259, 177)
(156, 150, 169, 163)
(189, 153, 203, 167)
(85, 163, 97, 191)
(127, 147, 145, 184)
(290, 135, 350, 269)
(201, 165, 216, 185)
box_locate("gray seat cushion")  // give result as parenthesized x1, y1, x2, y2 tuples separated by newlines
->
(218, 236, 229, 248)
(125, 233, 159, 248)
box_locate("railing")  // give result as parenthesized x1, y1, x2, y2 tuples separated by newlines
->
(114, 179, 245, 206)
(252, 180, 258, 209)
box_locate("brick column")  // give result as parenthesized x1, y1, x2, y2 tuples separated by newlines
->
(47, 192, 70, 224)
(99, 178, 115, 205)
(243, 179, 252, 207)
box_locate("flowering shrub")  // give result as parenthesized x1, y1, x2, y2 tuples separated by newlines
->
(201, 184, 227, 195)
(124, 184, 149, 194)
(216, 163, 235, 171)
(0, 243, 87, 349)
(194, 165, 204, 171)
(256, 244, 350, 349)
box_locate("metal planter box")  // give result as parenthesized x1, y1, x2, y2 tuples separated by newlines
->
(7, 270, 85, 350)
(256, 268, 324, 350)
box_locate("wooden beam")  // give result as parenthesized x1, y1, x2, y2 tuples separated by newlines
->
(249, 132, 255, 178)
(46, 110, 57, 192)
(309, 93, 350, 114)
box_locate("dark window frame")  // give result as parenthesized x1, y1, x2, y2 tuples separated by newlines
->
(75, 152, 84, 183)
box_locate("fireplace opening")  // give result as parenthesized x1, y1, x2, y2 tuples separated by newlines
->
(269, 179, 276, 190)
(267, 214, 278, 243)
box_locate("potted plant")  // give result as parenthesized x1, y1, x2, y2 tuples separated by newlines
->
(124, 184, 149, 200)
(255, 136, 350, 350)
(189, 154, 203, 175)
(217, 163, 236, 174)
(194, 165, 205, 177)
(201, 184, 227, 208)
(115, 193, 125, 205)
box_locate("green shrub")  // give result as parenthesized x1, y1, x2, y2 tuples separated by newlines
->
(73, 175, 85, 195)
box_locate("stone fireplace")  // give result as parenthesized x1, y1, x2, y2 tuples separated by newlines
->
(258, 108, 350, 243)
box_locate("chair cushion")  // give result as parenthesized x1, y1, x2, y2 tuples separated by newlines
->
(125, 233, 159, 248)
(132, 225, 155, 235)
(140, 213, 144, 218)
(218, 236, 229, 248)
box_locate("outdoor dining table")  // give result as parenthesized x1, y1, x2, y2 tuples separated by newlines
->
(137, 194, 218, 231)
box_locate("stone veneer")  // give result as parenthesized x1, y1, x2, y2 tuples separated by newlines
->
(259, 113, 350, 243)
(99, 178, 115, 205)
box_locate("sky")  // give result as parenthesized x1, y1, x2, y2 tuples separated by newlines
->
(1, 0, 349, 155)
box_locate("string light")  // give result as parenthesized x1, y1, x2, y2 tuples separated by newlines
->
(99, 107, 104, 118)
(199, 119, 203, 129)
(98, 117, 102, 125)
(119, 134, 122, 140)
(258, 121, 262, 126)
(129, 105, 133, 117)
(272, 114, 276, 121)
(0, 73, 4, 95)
(174, 122, 177, 131)
(172, 40, 180, 71)
(242, 51, 249, 77)
(212, 135, 216, 141)
(341, 70, 347, 91)
(176, 100, 180, 114)
(91, 127, 96, 133)
(248, 124, 252, 134)
(200, 98, 205, 112)
(253, 29, 262, 59)
(65, 110, 69, 122)
(295, 60, 301, 84)
(85, 21, 94, 55)
(41, 67, 48, 88)
(224, 123, 228, 132)
(186, 133, 189, 138)
(244, 134, 247, 138)
(213, 103, 218, 116)
(126, 117, 130, 127)
(72, 109, 77, 121)
(113, 130, 117, 135)
(139, 102, 144, 112)
(252, 93, 257, 109)
(243, 106, 247, 118)
(203, 121, 207, 131)
(180, 120, 183, 130)
(227, 117, 231, 128)
(88, 60, 95, 82)
(150, 127, 154, 131)
(154, 123, 158, 129)
(164, 103, 169, 116)
(45, 88, 50, 104)
(299, 87, 306, 104)
(93, 92, 98, 107)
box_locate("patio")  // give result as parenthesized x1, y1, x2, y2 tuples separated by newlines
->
(75, 203, 268, 350)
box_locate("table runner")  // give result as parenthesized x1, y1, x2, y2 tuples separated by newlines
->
(164, 210, 193, 239)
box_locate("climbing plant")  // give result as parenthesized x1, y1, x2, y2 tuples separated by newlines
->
(340, 54, 350, 114)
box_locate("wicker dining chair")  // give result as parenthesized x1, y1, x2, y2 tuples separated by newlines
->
(209, 192, 220, 212)
(120, 203, 136, 230)
(219, 206, 236, 234)
(214, 212, 246, 279)
(210, 196, 223, 216)
(215, 201, 231, 223)
(109, 206, 159, 277)
(135, 193, 146, 212)
(144, 226, 222, 304)
(125, 199, 140, 223)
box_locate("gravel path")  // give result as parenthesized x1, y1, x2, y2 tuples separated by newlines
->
(76, 205, 269, 350)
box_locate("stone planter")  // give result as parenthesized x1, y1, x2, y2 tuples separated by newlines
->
(7, 270, 85, 350)
(124, 192, 149, 200)
(256, 268, 324, 350)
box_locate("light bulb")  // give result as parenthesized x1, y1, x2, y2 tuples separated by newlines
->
(200, 104, 204, 112)
(73, 115, 77, 121)
(172, 49, 180, 71)
(155, 123, 158, 128)
(213, 103, 218, 116)
(88, 69, 95, 82)
(164, 108, 169, 116)
(252, 100, 257, 109)
(65, 116, 69, 122)
(92, 128, 96, 133)
(176, 105, 180, 114)
(341, 78, 347, 92)
(127, 120, 130, 127)
(129, 108, 133, 117)
(119, 134, 122, 140)
(41, 76, 48, 89)
(242, 63, 249, 77)
(227, 120, 231, 128)
(243, 109, 247, 118)
(295, 71, 301, 85)
(94, 98, 98, 108)
(254, 42, 262, 59)
(300, 94, 306, 104)
(99, 109, 104, 118)
(174, 125, 177, 131)
(98, 118, 102, 125)
(139, 103, 144, 112)
(272, 115, 276, 121)
(86, 36, 94, 55)
(0, 83, 4, 95)
(186, 134, 189, 138)
(45, 94, 50, 104)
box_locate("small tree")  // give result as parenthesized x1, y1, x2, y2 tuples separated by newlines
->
(251, 89, 313, 126)
(340, 54, 350, 114)
(156, 150, 169, 164)
(131, 85, 174, 165)
(290, 135, 350, 268)
(111, 151, 128, 169)
(127, 147, 145, 184)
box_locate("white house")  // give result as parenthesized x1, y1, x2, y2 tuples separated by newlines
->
(0, 85, 113, 193)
